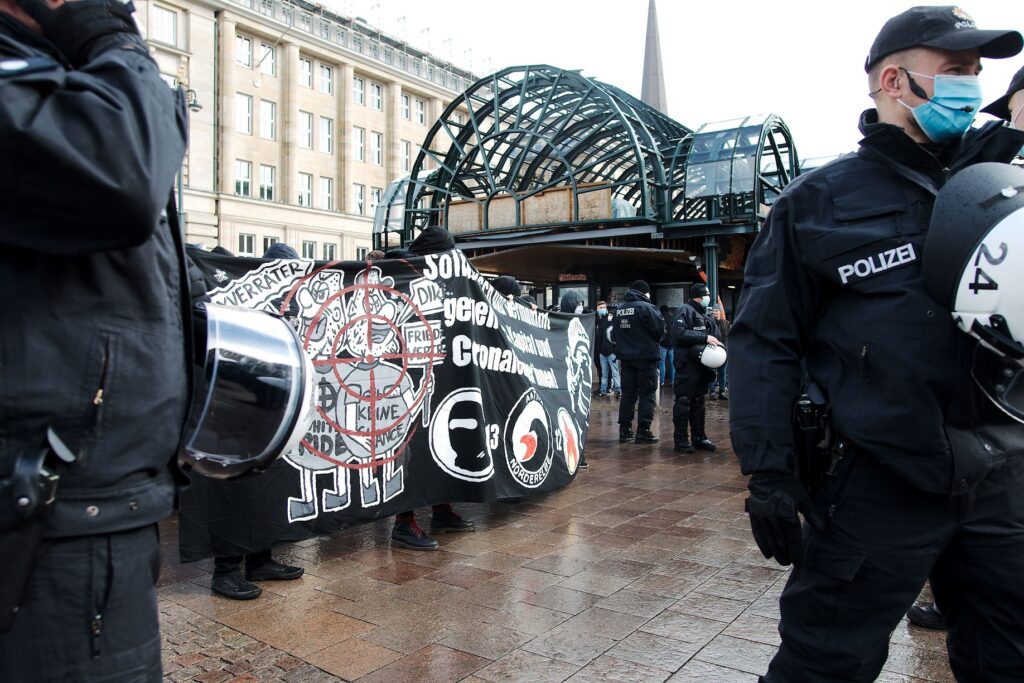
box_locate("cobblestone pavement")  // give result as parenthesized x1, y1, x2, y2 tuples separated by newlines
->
(158, 390, 951, 682)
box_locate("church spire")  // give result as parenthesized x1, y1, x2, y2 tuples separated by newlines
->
(640, 0, 668, 113)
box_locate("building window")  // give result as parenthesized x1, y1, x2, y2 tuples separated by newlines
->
(319, 117, 333, 154)
(234, 160, 252, 196)
(298, 173, 312, 207)
(151, 5, 177, 46)
(323, 243, 336, 260)
(302, 240, 316, 259)
(401, 140, 411, 172)
(238, 233, 255, 256)
(369, 82, 383, 111)
(353, 184, 365, 215)
(354, 127, 365, 161)
(454, 112, 464, 125)
(236, 93, 252, 134)
(370, 186, 382, 212)
(356, 247, 369, 260)
(370, 132, 383, 166)
(236, 36, 252, 67)
(299, 111, 312, 149)
(353, 76, 364, 105)
(319, 64, 333, 94)
(319, 177, 333, 210)
(401, 94, 410, 120)
(415, 98, 425, 125)
(159, 73, 178, 88)
(299, 58, 312, 87)
(259, 100, 276, 139)
(262, 236, 279, 254)
(258, 42, 275, 76)
(259, 164, 275, 200)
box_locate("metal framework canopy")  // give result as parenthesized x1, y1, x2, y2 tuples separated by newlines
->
(382, 65, 799, 246)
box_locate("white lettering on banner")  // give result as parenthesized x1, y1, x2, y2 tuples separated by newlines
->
(837, 243, 918, 284)
(451, 335, 559, 388)
(210, 260, 311, 309)
(443, 296, 499, 329)
(501, 325, 555, 359)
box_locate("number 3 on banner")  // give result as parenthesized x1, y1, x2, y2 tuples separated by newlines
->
(970, 242, 1007, 294)
(488, 424, 499, 451)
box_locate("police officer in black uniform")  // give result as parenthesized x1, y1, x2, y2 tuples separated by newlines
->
(729, 7, 1024, 682)
(0, 0, 189, 679)
(670, 283, 721, 454)
(612, 280, 665, 444)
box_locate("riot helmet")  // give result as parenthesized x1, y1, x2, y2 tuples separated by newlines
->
(925, 162, 1024, 422)
(689, 343, 728, 369)
(180, 303, 316, 478)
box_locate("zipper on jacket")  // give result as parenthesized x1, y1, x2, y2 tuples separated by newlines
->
(858, 344, 869, 379)
(91, 613, 103, 657)
(93, 337, 110, 407)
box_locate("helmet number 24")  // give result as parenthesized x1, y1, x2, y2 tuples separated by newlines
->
(969, 242, 1007, 294)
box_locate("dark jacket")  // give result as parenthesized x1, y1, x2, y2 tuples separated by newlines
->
(0, 16, 190, 537)
(612, 290, 665, 361)
(729, 109, 1024, 496)
(671, 300, 718, 362)
(596, 312, 616, 356)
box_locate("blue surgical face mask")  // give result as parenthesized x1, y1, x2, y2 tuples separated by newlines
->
(597, 307, 607, 316)
(897, 69, 982, 143)
(701, 295, 711, 308)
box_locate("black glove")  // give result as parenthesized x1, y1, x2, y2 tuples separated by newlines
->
(15, 0, 140, 67)
(745, 472, 824, 567)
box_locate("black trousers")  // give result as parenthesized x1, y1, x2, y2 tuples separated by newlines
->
(765, 451, 1024, 682)
(672, 362, 710, 444)
(214, 548, 273, 575)
(0, 524, 162, 682)
(618, 359, 658, 431)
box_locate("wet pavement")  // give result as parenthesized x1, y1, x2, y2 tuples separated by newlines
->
(157, 389, 951, 682)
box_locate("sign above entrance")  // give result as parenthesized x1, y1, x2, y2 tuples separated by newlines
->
(558, 274, 587, 282)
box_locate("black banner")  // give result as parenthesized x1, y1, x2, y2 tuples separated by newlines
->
(178, 249, 593, 561)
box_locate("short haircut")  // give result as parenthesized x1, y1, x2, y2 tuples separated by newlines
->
(868, 47, 924, 95)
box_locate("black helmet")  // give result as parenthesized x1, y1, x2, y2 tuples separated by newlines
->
(925, 162, 1024, 422)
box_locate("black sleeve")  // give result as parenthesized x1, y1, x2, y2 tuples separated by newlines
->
(728, 193, 822, 475)
(647, 306, 666, 343)
(671, 308, 708, 347)
(0, 36, 187, 255)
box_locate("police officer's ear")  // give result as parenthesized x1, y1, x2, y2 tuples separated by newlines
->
(876, 63, 905, 100)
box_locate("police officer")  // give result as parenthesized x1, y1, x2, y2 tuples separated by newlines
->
(670, 283, 721, 453)
(981, 63, 1024, 130)
(729, 7, 1024, 681)
(612, 280, 665, 443)
(0, 0, 189, 679)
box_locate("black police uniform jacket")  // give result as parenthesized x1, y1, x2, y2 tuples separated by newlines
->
(730, 109, 1024, 496)
(596, 312, 616, 356)
(0, 16, 190, 537)
(612, 290, 665, 361)
(671, 300, 719, 384)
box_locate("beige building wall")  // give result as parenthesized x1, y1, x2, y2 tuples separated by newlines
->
(137, 0, 473, 260)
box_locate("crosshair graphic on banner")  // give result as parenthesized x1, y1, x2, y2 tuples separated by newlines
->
(298, 276, 445, 471)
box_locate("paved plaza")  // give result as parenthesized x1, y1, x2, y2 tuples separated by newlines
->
(157, 391, 951, 682)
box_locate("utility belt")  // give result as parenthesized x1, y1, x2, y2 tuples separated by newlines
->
(793, 384, 852, 498)
(0, 429, 76, 632)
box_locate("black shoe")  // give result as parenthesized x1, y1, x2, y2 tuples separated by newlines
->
(674, 441, 695, 453)
(212, 573, 263, 600)
(245, 558, 304, 582)
(578, 459, 590, 470)
(614, 390, 621, 399)
(907, 603, 945, 630)
(619, 427, 634, 443)
(693, 437, 716, 451)
(718, 390, 728, 400)
(709, 393, 718, 401)
(392, 520, 440, 550)
(635, 429, 659, 443)
(431, 506, 476, 534)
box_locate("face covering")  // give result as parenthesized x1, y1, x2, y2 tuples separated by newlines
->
(700, 295, 711, 308)
(574, 303, 584, 314)
(597, 307, 607, 316)
(897, 69, 982, 143)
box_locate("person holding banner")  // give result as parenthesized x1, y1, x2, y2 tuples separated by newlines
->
(613, 280, 666, 444)
(0, 0, 189, 678)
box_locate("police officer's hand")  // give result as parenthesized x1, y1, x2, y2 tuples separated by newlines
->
(745, 473, 824, 567)
(707, 335, 721, 346)
(15, 0, 141, 67)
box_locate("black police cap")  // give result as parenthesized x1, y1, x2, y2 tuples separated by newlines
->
(865, 6, 1022, 72)
(980, 65, 1024, 119)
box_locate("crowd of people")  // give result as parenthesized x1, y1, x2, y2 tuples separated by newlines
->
(3, 0, 1024, 680)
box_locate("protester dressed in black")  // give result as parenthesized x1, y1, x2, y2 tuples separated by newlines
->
(612, 280, 665, 443)
(670, 283, 720, 453)
(729, 9, 1024, 680)
(0, 1, 189, 679)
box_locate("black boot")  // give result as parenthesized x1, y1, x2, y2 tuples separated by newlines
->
(245, 551, 304, 582)
(431, 504, 475, 534)
(392, 515, 439, 551)
(635, 427, 659, 443)
(694, 437, 717, 451)
(212, 572, 263, 600)
(907, 603, 945, 630)
(619, 426, 634, 443)
(675, 440, 695, 453)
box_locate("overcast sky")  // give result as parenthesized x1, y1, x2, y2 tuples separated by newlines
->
(325, 0, 1022, 160)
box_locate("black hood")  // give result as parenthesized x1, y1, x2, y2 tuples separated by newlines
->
(410, 226, 455, 255)
(263, 242, 299, 259)
(492, 275, 520, 296)
(623, 289, 650, 303)
(558, 290, 585, 312)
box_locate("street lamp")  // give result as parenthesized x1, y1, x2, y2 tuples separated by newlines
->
(177, 87, 203, 216)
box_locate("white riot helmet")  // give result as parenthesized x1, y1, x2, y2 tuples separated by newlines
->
(695, 343, 728, 369)
(925, 162, 1024, 423)
(180, 303, 316, 479)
